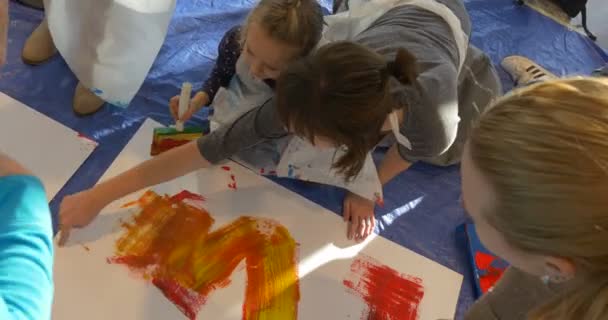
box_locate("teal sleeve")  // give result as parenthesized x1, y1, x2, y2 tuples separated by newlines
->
(0, 175, 54, 320)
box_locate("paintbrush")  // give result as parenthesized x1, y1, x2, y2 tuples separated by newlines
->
(151, 82, 205, 156)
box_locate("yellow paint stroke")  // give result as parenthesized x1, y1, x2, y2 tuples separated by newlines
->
(109, 190, 299, 320)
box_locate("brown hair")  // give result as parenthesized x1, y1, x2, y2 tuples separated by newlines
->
(242, 0, 323, 56)
(276, 41, 417, 180)
(469, 78, 608, 320)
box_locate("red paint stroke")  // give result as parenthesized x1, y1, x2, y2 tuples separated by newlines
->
(230, 174, 236, 181)
(474, 251, 506, 293)
(228, 182, 238, 190)
(150, 138, 190, 156)
(153, 278, 206, 320)
(170, 190, 206, 203)
(343, 255, 424, 320)
(269, 170, 277, 175)
(109, 190, 299, 320)
(260, 168, 265, 174)
(221, 166, 231, 171)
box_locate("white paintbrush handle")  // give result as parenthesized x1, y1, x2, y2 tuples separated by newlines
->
(176, 82, 192, 132)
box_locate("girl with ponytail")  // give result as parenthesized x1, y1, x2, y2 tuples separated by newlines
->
(463, 78, 608, 320)
(276, 0, 501, 240)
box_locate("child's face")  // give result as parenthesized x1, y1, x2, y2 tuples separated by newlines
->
(242, 22, 300, 80)
(460, 144, 551, 277)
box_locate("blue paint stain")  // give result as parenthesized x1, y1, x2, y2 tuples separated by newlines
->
(111, 101, 129, 108)
(91, 88, 104, 96)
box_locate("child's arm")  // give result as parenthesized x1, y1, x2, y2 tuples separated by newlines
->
(60, 99, 287, 244)
(59, 141, 209, 244)
(170, 26, 242, 122)
(343, 144, 411, 241)
(0, 154, 53, 320)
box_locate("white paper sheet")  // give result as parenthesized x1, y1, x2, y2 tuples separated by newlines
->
(52, 118, 462, 320)
(0, 92, 97, 201)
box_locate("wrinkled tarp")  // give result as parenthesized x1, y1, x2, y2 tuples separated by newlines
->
(0, 0, 605, 318)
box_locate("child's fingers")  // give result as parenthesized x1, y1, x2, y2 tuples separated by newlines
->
(368, 216, 375, 237)
(179, 109, 191, 122)
(169, 96, 179, 120)
(348, 216, 359, 240)
(357, 216, 366, 240)
(58, 225, 71, 247)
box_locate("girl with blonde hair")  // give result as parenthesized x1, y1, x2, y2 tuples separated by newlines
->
(462, 77, 608, 320)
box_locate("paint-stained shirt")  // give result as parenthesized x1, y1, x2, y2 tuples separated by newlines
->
(0, 175, 53, 320)
(197, 2, 501, 166)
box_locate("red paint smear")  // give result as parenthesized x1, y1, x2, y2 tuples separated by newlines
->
(343, 255, 424, 320)
(151, 138, 190, 156)
(77, 132, 96, 143)
(221, 166, 231, 171)
(109, 191, 299, 319)
(228, 182, 237, 190)
(475, 251, 506, 293)
(260, 168, 265, 174)
(269, 170, 277, 175)
(230, 174, 236, 181)
(153, 278, 206, 320)
(170, 190, 206, 203)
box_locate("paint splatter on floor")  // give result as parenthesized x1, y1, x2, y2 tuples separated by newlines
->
(343, 255, 424, 320)
(228, 174, 238, 190)
(108, 190, 300, 320)
(474, 251, 506, 294)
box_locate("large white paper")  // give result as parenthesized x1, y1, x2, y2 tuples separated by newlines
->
(0, 92, 97, 201)
(53, 119, 462, 320)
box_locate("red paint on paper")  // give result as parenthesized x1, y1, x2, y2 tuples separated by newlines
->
(170, 190, 206, 203)
(221, 166, 231, 171)
(343, 255, 424, 320)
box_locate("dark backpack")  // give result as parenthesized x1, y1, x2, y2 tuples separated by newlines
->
(516, 0, 597, 41)
(558, 0, 596, 40)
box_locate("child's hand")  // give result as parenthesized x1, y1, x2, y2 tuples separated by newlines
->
(169, 91, 209, 123)
(343, 192, 376, 241)
(58, 189, 107, 246)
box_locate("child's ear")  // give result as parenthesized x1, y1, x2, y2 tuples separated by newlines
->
(543, 256, 576, 282)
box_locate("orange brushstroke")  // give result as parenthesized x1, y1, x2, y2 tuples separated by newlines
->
(109, 190, 300, 320)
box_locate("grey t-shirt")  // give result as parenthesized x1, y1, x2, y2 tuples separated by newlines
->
(198, 1, 500, 165)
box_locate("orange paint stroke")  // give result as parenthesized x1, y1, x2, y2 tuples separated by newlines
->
(109, 190, 300, 320)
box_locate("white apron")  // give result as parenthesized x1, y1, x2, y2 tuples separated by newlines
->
(44, 0, 176, 107)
